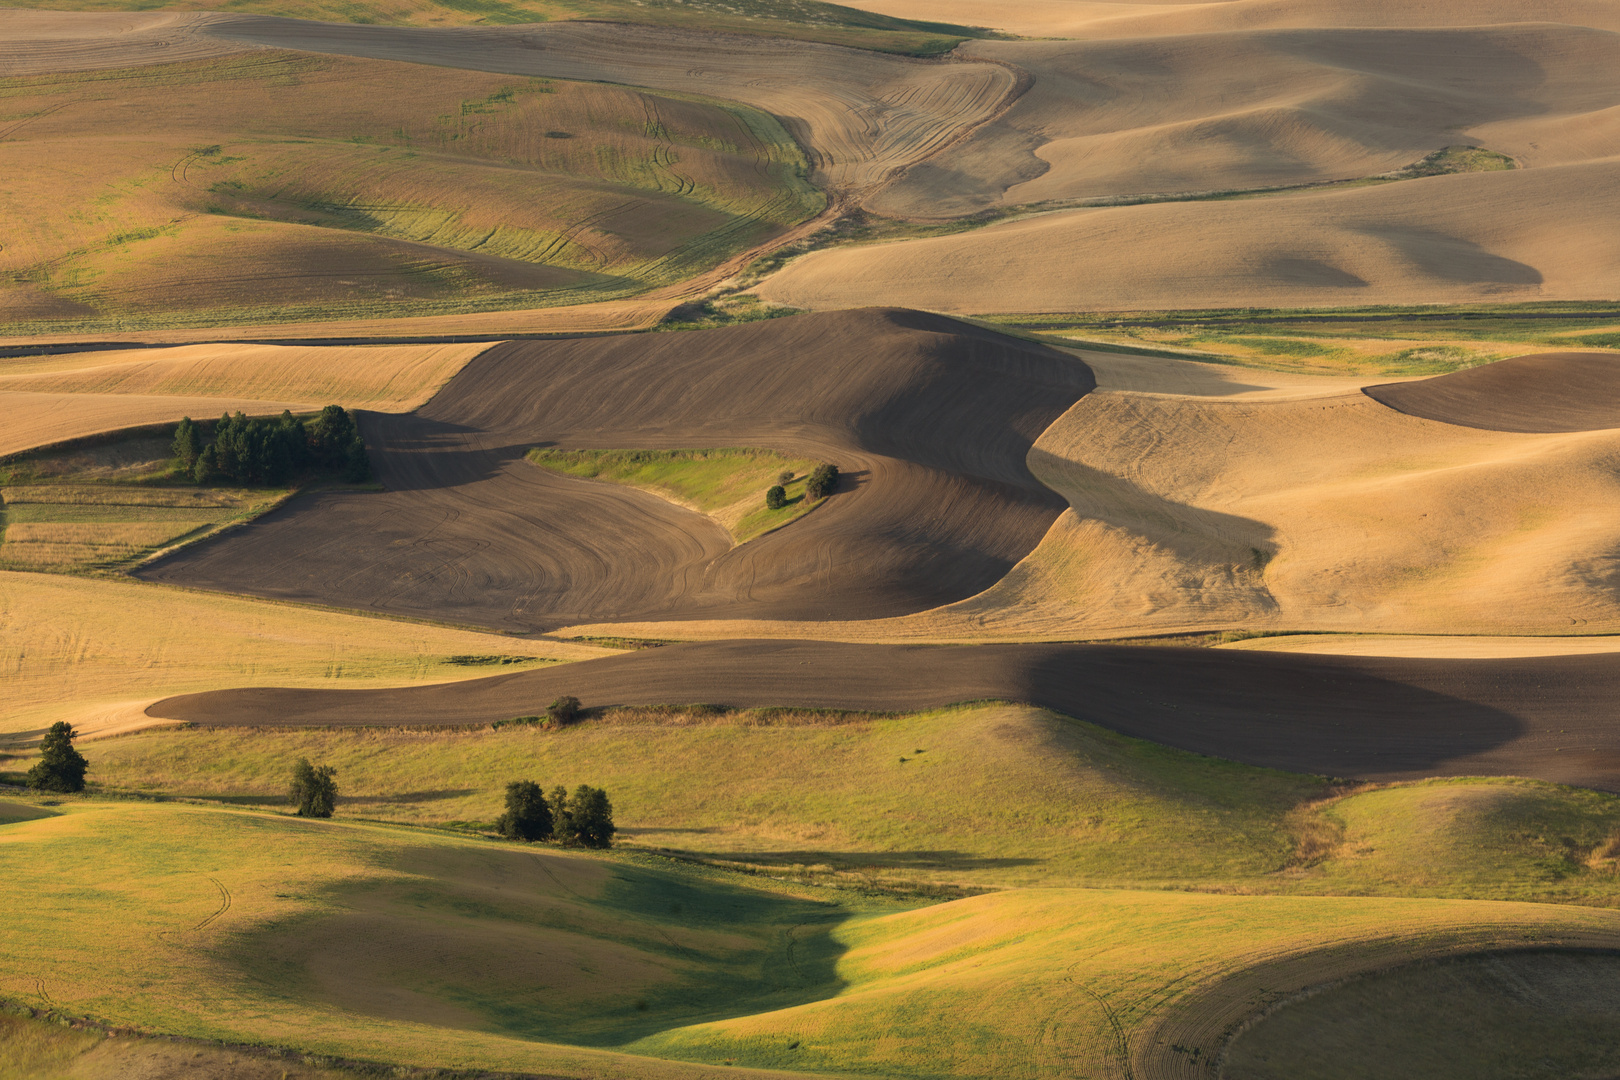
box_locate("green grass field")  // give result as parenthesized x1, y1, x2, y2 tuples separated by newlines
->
(67, 703, 1620, 905)
(3, 796, 1615, 1080)
(977, 302, 1620, 375)
(527, 448, 826, 543)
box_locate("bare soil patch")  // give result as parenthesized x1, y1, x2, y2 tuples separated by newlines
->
(138, 309, 1093, 628)
(149, 637, 1620, 791)
(1365, 351, 1620, 433)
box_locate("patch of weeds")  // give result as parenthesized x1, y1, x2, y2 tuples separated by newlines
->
(661, 294, 801, 330)
(442, 654, 544, 667)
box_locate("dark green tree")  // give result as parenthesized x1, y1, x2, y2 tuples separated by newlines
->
(289, 758, 338, 818)
(25, 722, 87, 793)
(765, 484, 787, 510)
(193, 444, 219, 483)
(805, 463, 839, 500)
(307, 405, 359, 468)
(549, 785, 571, 834)
(560, 785, 615, 849)
(496, 780, 553, 841)
(172, 417, 203, 470)
(548, 695, 582, 726)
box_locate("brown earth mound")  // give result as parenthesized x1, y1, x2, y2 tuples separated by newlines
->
(138, 309, 1093, 630)
(1364, 352, 1620, 433)
(148, 638, 1620, 790)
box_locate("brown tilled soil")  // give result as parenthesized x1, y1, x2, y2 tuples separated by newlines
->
(149, 638, 1620, 790)
(138, 310, 1093, 629)
(1364, 352, 1620, 433)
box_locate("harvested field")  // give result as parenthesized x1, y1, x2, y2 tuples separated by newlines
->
(0, 342, 489, 457)
(761, 161, 1620, 312)
(140, 310, 1094, 629)
(0, 49, 817, 331)
(0, 571, 605, 741)
(0, 12, 1016, 208)
(872, 23, 1620, 218)
(149, 637, 1620, 791)
(848, 0, 1620, 37)
(1365, 351, 1620, 433)
(0, 390, 304, 459)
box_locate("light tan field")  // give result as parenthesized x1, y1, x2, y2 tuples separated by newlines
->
(761, 160, 1620, 312)
(556, 351, 1620, 645)
(871, 21, 1620, 218)
(0, 12, 1015, 206)
(850, 0, 1620, 37)
(0, 571, 608, 742)
(1220, 634, 1620, 659)
(0, 342, 489, 456)
(206, 16, 1017, 203)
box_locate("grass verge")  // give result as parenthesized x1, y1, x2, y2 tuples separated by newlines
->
(526, 448, 826, 543)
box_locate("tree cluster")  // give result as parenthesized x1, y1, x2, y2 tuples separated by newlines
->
(805, 463, 838, 500)
(289, 758, 339, 818)
(497, 781, 615, 848)
(174, 405, 369, 487)
(26, 722, 88, 793)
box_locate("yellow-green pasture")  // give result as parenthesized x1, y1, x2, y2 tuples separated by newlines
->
(75, 703, 1620, 904)
(3, 797, 1617, 1080)
(526, 449, 826, 544)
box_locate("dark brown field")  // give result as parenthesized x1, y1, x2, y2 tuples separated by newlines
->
(138, 310, 1093, 629)
(1364, 352, 1620, 433)
(150, 638, 1620, 790)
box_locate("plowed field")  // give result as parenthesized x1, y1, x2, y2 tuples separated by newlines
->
(150, 637, 1620, 791)
(138, 310, 1093, 628)
(1365, 351, 1620, 433)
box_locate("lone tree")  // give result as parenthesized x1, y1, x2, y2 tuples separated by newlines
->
(26, 722, 88, 793)
(765, 484, 787, 510)
(547, 695, 582, 726)
(289, 758, 338, 818)
(558, 785, 615, 849)
(496, 780, 554, 841)
(805, 463, 839, 500)
(776, 469, 794, 484)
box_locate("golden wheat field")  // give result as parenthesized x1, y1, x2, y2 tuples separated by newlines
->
(4, 1, 1620, 1078)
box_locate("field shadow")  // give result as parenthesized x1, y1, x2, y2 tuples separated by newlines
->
(1022, 645, 1527, 781)
(226, 844, 859, 1050)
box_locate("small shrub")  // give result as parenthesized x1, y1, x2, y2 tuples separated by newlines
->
(548, 695, 582, 726)
(776, 469, 794, 484)
(765, 484, 787, 510)
(805, 463, 839, 500)
(289, 758, 338, 818)
(25, 722, 87, 794)
(496, 780, 553, 841)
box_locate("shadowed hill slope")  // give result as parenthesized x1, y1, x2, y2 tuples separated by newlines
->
(1365, 352, 1620, 433)
(150, 638, 1620, 790)
(139, 310, 1093, 629)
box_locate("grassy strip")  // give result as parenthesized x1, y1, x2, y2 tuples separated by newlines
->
(526, 447, 826, 543)
(63, 702, 1620, 904)
(972, 302, 1620, 375)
